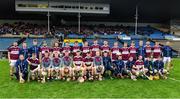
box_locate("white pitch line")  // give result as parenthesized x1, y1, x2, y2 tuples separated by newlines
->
(169, 77, 180, 82)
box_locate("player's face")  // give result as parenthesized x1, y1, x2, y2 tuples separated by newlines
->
(114, 42, 118, 46)
(65, 52, 69, 56)
(155, 42, 159, 46)
(22, 43, 27, 48)
(94, 40, 98, 44)
(43, 43, 47, 47)
(103, 53, 108, 57)
(124, 43, 127, 47)
(13, 42, 18, 47)
(76, 52, 80, 56)
(45, 53, 49, 57)
(118, 56, 122, 60)
(96, 52, 100, 56)
(32, 54, 36, 59)
(139, 41, 143, 46)
(33, 41, 38, 46)
(158, 57, 162, 61)
(65, 43, 69, 46)
(55, 43, 59, 47)
(54, 53, 59, 58)
(74, 43, 78, 46)
(87, 53, 91, 57)
(104, 41, 108, 45)
(129, 57, 133, 61)
(131, 43, 135, 46)
(147, 57, 151, 61)
(146, 41, 150, 45)
(84, 42, 88, 46)
(19, 55, 24, 61)
(138, 56, 143, 60)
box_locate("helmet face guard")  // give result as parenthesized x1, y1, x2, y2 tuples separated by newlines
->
(64, 68, 70, 74)
(97, 66, 103, 73)
(75, 70, 83, 77)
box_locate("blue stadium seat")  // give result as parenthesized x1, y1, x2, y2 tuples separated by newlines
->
(0, 38, 19, 51)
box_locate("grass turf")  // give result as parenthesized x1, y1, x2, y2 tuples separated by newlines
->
(0, 59, 180, 98)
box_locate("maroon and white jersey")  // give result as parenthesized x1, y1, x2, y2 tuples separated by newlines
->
(82, 46, 91, 58)
(144, 45, 152, 58)
(73, 56, 83, 66)
(101, 45, 110, 53)
(121, 47, 130, 61)
(129, 46, 137, 59)
(51, 47, 61, 54)
(40, 46, 51, 57)
(72, 46, 81, 52)
(91, 44, 101, 57)
(83, 56, 93, 66)
(111, 47, 121, 61)
(51, 57, 62, 67)
(8, 46, 20, 60)
(94, 56, 103, 66)
(153, 46, 162, 58)
(27, 58, 40, 70)
(134, 60, 144, 70)
(42, 57, 51, 68)
(72, 46, 81, 56)
(62, 56, 72, 67)
(62, 46, 71, 53)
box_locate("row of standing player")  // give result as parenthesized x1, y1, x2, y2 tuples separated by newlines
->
(8, 39, 173, 83)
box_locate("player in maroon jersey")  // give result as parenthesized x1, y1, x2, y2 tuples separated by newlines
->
(91, 39, 101, 57)
(129, 41, 137, 61)
(51, 52, 62, 80)
(82, 41, 91, 58)
(39, 41, 51, 62)
(144, 41, 152, 60)
(73, 51, 84, 82)
(27, 53, 40, 81)
(51, 41, 61, 57)
(111, 42, 121, 61)
(61, 50, 73, 81)
(8, 41, 20, 79)
(152, 42, 162, 62)
(93, 51, 104, 81)
(41, 51, 52, 83)
(131, 55, 145, 81)
(72, 41, 81, 57)
(121, 42, 130, 64)
(83, 52, 94, 80)
(101, 40, 111, 56)
(62, 41, 71, 55)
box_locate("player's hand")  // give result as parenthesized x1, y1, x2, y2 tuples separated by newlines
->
(39, 60, 42, 64)
(27, 61, 31, 65)
(32, 70, 35, 73)
(19, 73, 23, 77)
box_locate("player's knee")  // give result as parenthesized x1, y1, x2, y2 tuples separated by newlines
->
(163, 69, 167, 74)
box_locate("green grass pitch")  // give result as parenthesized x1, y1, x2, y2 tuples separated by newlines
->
(0, 59, 180, 98)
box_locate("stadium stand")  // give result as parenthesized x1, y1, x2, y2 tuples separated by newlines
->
(0, 38, 20, 51)
(0, 22, 54, 35)
(0, 22, 179, 59)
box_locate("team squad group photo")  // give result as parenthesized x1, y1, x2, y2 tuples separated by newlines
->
(8, 39, 173, 83)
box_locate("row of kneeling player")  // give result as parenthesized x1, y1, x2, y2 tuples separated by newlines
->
(14, 50, 168, 83)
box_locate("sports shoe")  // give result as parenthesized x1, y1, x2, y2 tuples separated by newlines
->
(67, 78, 71, 82)
(98, 77, 103, 81)
(133, 78, 137, 81)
